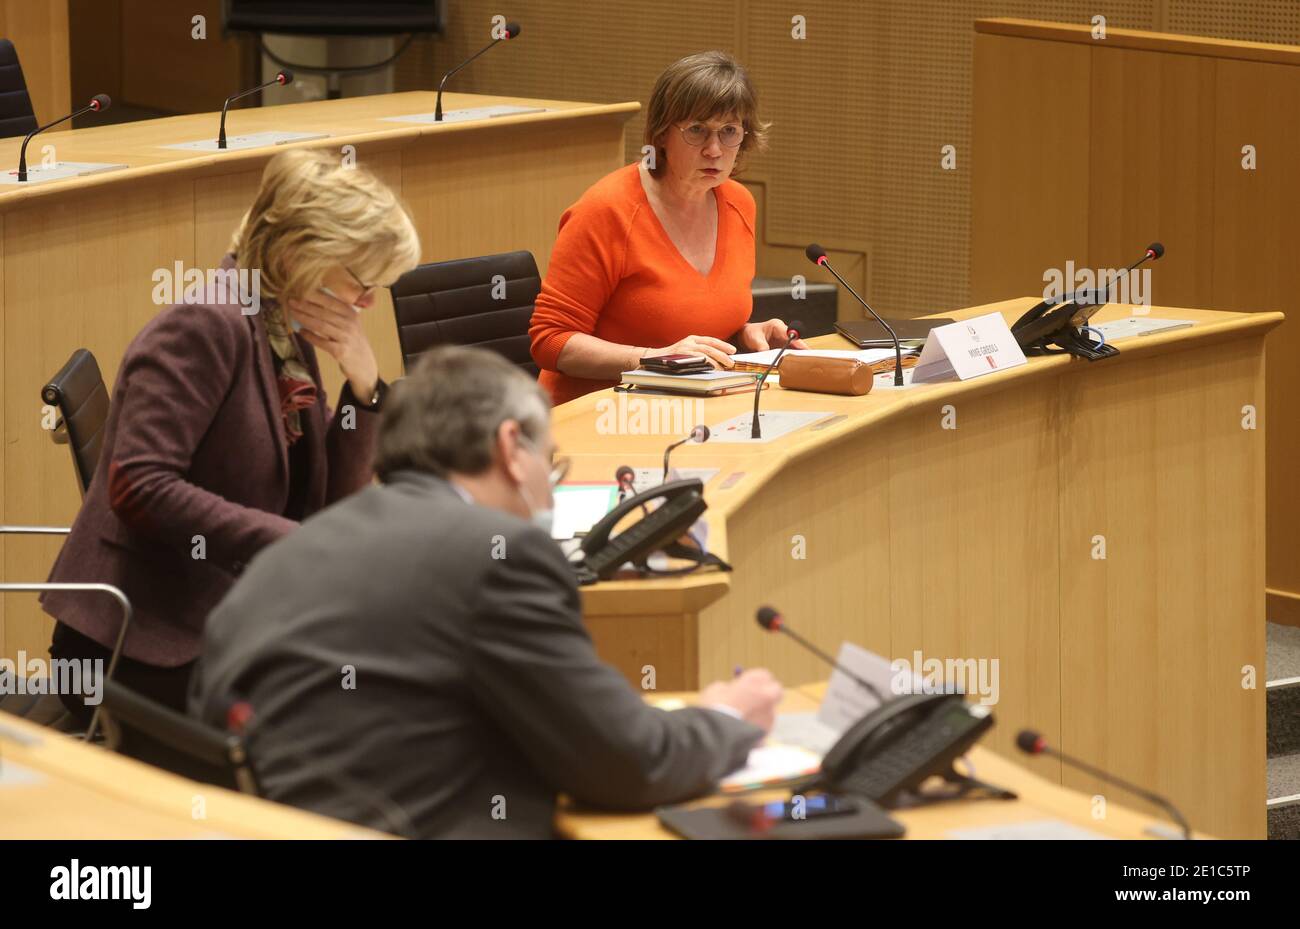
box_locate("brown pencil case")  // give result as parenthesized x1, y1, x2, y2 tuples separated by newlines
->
(777, 354, 874, 396)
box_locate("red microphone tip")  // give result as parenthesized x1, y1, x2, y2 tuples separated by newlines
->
(816, 256, 827, 266)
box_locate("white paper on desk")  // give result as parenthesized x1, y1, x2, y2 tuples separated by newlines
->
(629, 467, 719, 495)
(0, 760, 46, 788)
(707, 410, 833, 443)
(734, 347, 915, 367)
(946, 819, 1106, 840)
(719, 743, 823, 791)
(551, 484, 619, 540)
(817, 641, 924, 733)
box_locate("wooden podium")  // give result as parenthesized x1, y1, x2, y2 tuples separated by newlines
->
(0, 91, 637, 668)
(557, 299, 1280, 839)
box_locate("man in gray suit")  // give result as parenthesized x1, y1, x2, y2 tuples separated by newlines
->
(190, 345, 781, 838)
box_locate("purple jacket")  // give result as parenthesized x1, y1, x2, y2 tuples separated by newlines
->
(42, 272, 380, 666)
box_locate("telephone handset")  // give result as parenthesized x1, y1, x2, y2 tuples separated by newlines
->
(571, 478, 708, 585)
(817, 692, 1000, 808)
(1011, 289, 1119, 361)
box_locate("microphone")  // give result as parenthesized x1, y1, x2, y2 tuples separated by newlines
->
(662, 424, 709, 481)
(435, 21, 521, 121)
(615, 465, 636, 502)
(806, 244, 904, 386)
(755, 605, 886, 704)
(1016, 729, 1191, 839)
(1092, 241, 1164, 306)
(750, 320, 803, 440)
(17, 94, 111, 182)
(218, 71, 292, 149)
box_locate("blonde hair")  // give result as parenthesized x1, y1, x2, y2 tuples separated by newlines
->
(229, 148, 421, 306)
(643, 50, 770, 179)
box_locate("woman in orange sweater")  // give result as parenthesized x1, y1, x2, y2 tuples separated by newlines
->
(529, 51, 806, 406)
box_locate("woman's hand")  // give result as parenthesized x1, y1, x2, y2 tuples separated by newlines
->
(646, 335, 737, 369)
(739, 318, 810, 352)
(287, 289, 379, 400)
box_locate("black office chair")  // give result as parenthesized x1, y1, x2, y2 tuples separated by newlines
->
(0, 39, 38, 140)
(100, 680, 260, 794)
(390, 250, 541, 376)
(43, 348, 110, 498)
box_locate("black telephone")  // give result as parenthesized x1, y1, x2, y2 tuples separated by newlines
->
(570, 478, 711, 585)
(816, 692, 1007, 808)
(1011, 289, 1119, 361)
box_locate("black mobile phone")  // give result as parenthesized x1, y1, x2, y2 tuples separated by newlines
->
(757, 794, 856, 821)
(641, 353, 711, 371)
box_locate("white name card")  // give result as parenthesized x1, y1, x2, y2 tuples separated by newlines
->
(911, 312, 1027, 383)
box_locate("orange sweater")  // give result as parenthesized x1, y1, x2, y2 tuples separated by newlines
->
(529, 163, 755, 406)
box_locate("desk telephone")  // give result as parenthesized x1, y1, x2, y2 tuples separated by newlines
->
(815, 692, 1008, 808)
(570, 478, 728, 585)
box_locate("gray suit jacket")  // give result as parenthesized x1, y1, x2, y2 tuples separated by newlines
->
(189, 470, 763, 838)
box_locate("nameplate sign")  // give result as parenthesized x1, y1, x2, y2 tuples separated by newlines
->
(911, 312, 1027, 383)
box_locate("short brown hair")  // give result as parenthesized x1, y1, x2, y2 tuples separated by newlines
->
(643, 50, 770, 178)
(375, 346, 550, 482)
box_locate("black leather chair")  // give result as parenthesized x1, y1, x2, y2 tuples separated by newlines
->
(390, 251, 541, 376)
(0, 39, 38, 139)
(43, 349, 109, 498)
(100, 680, 260, 794)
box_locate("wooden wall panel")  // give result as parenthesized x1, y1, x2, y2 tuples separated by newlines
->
(2, 179, 195, 660)
(970, 33, 1091, 304)
(1086, 47, 1216, 308)
(1211, 58, 1300, 616)
(0, 0, 70, 127)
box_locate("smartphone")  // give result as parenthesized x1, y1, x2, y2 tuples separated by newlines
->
(641, 353, 712, 372)
(759, 794, 856, 821)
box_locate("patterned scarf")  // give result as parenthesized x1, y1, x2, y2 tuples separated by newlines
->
(262, 299, 318, 445)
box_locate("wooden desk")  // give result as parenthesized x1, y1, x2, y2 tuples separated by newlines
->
(0, 90, 638, 667)
(0, 710, 384, 839)
(558, 684, 1184, 840)
(556, 299, 1279, 839)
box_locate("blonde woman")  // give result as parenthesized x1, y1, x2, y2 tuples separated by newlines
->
(42, 148, 420, 734)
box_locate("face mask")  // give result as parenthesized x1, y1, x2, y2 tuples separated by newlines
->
(518, 483, 555, 538)
(516, 437, 555, 537)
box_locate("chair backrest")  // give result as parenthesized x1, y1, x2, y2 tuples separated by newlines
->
(101, 680, 260, 794)
(0, 39, 38, 139)
(42, 349, 109, 498)
(389, 250, 540, 376)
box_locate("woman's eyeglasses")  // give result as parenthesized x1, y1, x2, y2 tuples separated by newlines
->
(344, 266, 378, 302)
(678, 123, 746, 148)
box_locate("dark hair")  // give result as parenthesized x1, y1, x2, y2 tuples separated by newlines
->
(375, 346, 550, 482)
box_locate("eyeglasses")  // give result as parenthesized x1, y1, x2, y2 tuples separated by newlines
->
(547, 456, 571, 489)
(677, 122, 746, 148)
(344, 266, 378, 302)
(520, 433, 569, 488)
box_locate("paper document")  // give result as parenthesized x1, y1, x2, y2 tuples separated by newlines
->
(733, 347, 914, 367)
(719, 743, 823, 791)
(551, 484, 618, 540)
